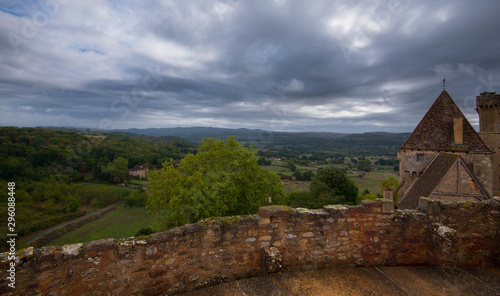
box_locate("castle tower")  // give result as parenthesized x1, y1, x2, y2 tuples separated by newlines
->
(476, 92, 500, 196)
(398, 91, 493, 209)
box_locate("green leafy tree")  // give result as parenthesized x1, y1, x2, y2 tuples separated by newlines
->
(147, 137, 286, 229)
(257, 157, 271, 166)
(357, 193, 379, 204)
(309, 166, 359, 206)
(103, 157, 129, 183)
(65, 195, 81, 212)
(125, 190, 147, 207)
(302, 171, 314, 181)
(288, 191, 314, 208)
(287, 160, 297, 172)
(357, 159, 372, 172)
(292, 170, 303, 180)
(42, 198, 58, 215)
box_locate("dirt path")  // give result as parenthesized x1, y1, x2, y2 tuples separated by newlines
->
(23, 202, 122, 245)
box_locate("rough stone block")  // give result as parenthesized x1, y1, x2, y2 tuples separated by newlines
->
(323, 204, 349, 216)
(149, 232, 172, 244)
(85, 238, 115, 252)
(258, 205, 293, 219)
(262, 246, 282, 274)
(419, 197, 440, 215)
(430, 222, 459, 266)
(380, 200, 394, 214)
(61, 243, 84, 257)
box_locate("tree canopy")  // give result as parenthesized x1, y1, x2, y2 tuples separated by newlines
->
(147, 137, 286, 229)
(289, 165, 359, 209)
(309, 166, 359, 205)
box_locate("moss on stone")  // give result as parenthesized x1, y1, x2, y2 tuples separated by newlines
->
(265, 205, 293, 212)
(198, 214, 258, 226)
(461, 201, 487, 209)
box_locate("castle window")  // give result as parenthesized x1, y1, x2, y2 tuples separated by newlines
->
(417, 154, 424, 161)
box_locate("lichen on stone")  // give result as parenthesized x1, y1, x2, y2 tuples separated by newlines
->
(296, 208, 327, 215)
(436, 224, 456, 237)
(324, 205, 349, 210)
(262, 246, 282, 274)
(87, 256, 101, 265)
(61, 243, 84, 256)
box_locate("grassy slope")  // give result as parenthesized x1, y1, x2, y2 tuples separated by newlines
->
(45, 203, 153, 246)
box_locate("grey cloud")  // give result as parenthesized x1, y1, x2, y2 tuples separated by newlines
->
(1, 0, 499, 133)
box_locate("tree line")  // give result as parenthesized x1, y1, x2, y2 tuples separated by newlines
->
(0, 127, 195, 183)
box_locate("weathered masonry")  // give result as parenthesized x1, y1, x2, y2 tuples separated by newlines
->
(477, 92, 500, 197)
(398, 91, 499, 209)
(1, 198, 499, 295)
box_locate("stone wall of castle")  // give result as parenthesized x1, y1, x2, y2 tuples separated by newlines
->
(397, 149, 438, 196)
(398, 149, 494, 199)
(1, 198, 499, 296)
(476, 92, 500, 196)
(470, 152, 494, 196)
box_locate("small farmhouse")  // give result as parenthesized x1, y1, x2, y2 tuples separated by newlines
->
(129, 164, 149, 180)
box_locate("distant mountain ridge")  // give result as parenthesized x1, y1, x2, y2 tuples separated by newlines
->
(116, 126, 350, 142)
(32, 126, 410, 155)
(115, 127, 411, 156)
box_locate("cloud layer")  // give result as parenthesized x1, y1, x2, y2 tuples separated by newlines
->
(1, 0, 500, 133)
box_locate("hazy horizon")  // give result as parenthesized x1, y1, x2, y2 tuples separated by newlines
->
(1, 124, 414, 135)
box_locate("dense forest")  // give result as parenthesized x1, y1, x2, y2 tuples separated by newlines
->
(0, 127, 194, 182)
(0, 127, 195, 250)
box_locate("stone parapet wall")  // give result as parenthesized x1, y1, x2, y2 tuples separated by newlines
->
(1, 198, 499, 296)
(419, 197, 500, 266)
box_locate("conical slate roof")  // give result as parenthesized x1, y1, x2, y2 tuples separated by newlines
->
(401, 91, 491, 152)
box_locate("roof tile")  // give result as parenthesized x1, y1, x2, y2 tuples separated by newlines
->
(401, 91, 491, 152)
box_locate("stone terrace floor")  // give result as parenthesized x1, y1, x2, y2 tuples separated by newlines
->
(185, 266, 500, 296)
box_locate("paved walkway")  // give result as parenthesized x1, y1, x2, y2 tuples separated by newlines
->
(23, 202, 121, 245)
(187, 266, 500, 296)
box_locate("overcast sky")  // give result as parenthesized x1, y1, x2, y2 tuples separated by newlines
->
(1, 0, 499, 133)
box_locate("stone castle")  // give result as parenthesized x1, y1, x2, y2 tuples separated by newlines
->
(398, 91, 500, 209)
(1, 91, 499, 295)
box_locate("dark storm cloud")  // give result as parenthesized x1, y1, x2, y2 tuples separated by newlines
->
(1, 0, 499, 133)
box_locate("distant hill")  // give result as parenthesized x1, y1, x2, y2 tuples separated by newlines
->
(116, 127, 349, 143)
(32, 126, 410, 156)
(116, 127, 410, 156)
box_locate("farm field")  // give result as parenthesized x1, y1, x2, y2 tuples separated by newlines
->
(265, 158, 399, 196)
(77, 182, 136, 192)
(282, 181, 311, 194)
(281, 170, 398, 196)
(262, 165, 293, 173)
(45, 203, 153, 246)
(129, 179, 149, 185)
(348, 171, 399, 194)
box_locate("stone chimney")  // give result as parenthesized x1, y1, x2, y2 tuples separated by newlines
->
(383, 189, 393, 201)
(454, 117, 463, 145)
